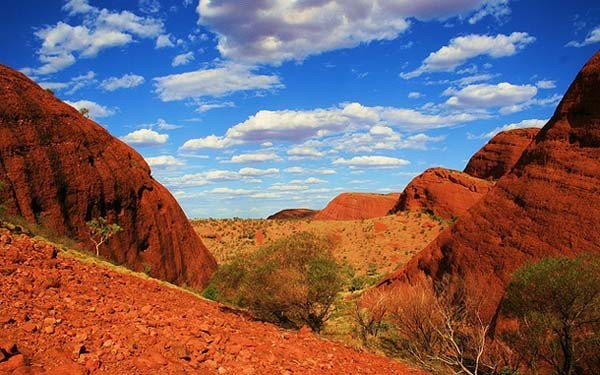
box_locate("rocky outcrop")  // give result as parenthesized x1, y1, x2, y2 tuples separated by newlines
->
(267, 208, 319, 220)
(390, 168, 494, 219)
(0, 64, 216, 289)
(314, 193, 400, 220)
(379, 52, 600, 315)
(464, 128, 540, 180)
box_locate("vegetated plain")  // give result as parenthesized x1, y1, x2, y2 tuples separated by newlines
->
(191, 210, 448, 277)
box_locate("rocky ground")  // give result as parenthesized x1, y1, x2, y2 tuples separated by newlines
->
(0, 228, 422, 374)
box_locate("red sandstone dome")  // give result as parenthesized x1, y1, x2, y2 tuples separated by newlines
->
(314, 192, 400, 220)
(390, 168, 494, 219)
(0, 64, 216, 289)
(379, 52, 600, 315)
(464, 128, 540, 180)
(267, 208, 319, 220)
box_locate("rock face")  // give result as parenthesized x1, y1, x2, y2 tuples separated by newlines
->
(0, 65, 216, 289)
(390, 168, 494, 219)
(267, 208, 319, 220)
(379, 52, 600, 315)
(464, 128, 540, 180)
(314, 192, 400, 220)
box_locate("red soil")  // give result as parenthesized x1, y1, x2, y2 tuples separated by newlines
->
(390, 168, 494, 219)
(0, 64, 216, 289)
(315, 193, 400, 221)
(464, 128, 540, 180)
(379, 52, 600, 317)
(267, 209, 319, 220)
(0, 229, 423, 374)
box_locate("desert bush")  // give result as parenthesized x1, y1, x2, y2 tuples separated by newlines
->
(502, 253, 600, 375)
(352, 290, 389, 346)
(375, 278, 497, 374)
(204, 232, 346, 332)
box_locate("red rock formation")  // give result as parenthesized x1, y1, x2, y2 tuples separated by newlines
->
(267, 208, 319, 220)
(464, 128, 540, 180)
(0, 229, 423, 374)
(314, 192, 400, 220)
(379, 52, 600, 315)
(0, 65, 216, 289)
(391, 168, 494, 219)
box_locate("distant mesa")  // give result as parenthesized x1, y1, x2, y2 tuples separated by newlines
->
(0, 64, 216, 289)
(389, 168, 494, 220)
(267, 208, 319, 220)
(464, 128, 540, 180)
(379, 51, 600, 317)
(314, 192, 400, 220)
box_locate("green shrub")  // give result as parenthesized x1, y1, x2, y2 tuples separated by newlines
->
(205, 232, 346, 332)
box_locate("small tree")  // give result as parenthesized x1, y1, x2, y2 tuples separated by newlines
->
(86, 217, 122, 256)
(502, 253, 600, 375)
(79, 107, 90, 118)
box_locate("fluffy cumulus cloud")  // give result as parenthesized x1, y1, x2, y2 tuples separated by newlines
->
(155, 34, 175, 48)
(402, 32, 535, 78)
(171, 51, 194, 67)
(196, 0, 511, 65)
(100, 73, 145, 91)
(467, 118, 547, 139)
(39, 71, 96, 94)
(120, 129, 169, 146)
(228, 152, 282, 164)
(566, 25, 600, 47)
(154, 62, 283, 101)
(25, 0, 164, 75)
(179, 102, 481, 151)
(333, 156, 410, 169)
(536, 80, 556, 89)
(162, 167, 279, 188)
(65, 99, 115, 118)
(445, 82, 537, 111)
(145, 155, 185, 168)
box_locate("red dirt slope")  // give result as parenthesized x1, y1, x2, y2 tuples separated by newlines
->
(464, 128, 540, 180)
(379, 52, 600, 316)
(267, 208, 319, 220)
(0, 229, 422, 375)
(0, 64, 216, 289)
(390, 168, 493, 219)
(314, 193, 400, 220)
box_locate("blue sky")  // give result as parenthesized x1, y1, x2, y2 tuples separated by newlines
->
(1, 0, 599, 218)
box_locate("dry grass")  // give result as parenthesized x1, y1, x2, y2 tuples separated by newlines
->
(191, 211, 447, 278)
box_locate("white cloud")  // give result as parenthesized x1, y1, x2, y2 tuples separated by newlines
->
(162, 167, 276, 188)
(145, 155, 185, 168)
(156, 34, 175, 48)
(154, 62, 283, 101)
(333, 155, 410, 169)
(100, 73, 145, 91)
(239, 167, 279, 177)
(39, 70, 97, 94)
(197, 101, 235, 113)
(26, 1, 164, 75)
(120, 129, 169, 147)
(290, 177, 326, 185)
(467, 118, 547, 139)
(408, 91, 423, 99)
(65, 99, 115, 119)
(287, 146, 324, 159)
(172, 51, 194, 67)
(284, 167, 336, 175)
(536, 80, 556, 89)
(209, 187, 253, 195)
(401, 32, 535, 78)
(228, 152, 282, 164)
(566, 25, 600, 47)
(179, 102, 483, 150)
(445, 82, 537, 110)
(197, 0, 512, 65)
(468, 0, 510, 24)
(155, 118, 183, 130)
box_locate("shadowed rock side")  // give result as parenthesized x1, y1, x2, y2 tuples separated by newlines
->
(379, 52, 600, 315)
(0, 64, 216, 289)
(267, 208, 319, 220)
(389, 168, 494, 219)
(314, 192, 400, 220)
(464, 128, 540, 180)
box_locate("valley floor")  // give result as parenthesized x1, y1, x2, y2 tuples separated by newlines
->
(0, 229, 423, 374)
